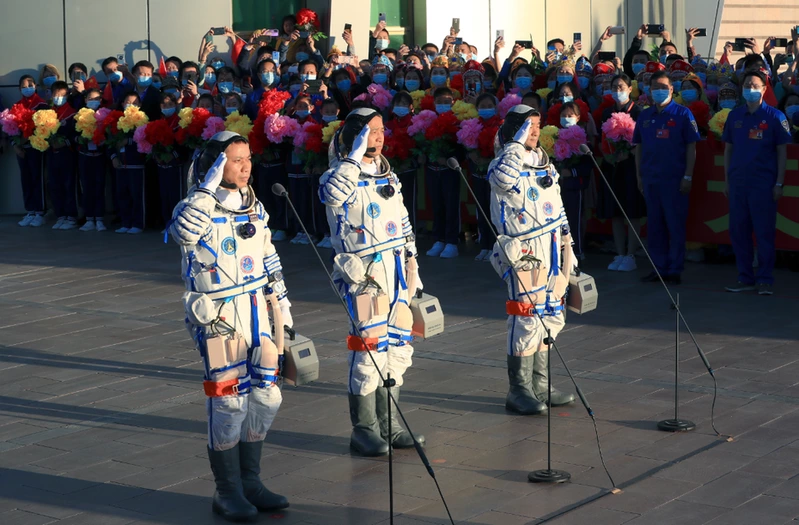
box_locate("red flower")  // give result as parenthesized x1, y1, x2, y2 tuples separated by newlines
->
(425, 112, 460, 141)
(175, 127, 189, 146)
(477, 122, 500, 158)
(296, 8, 320, 29)
(384, 129, 415, 160)
(386, 114, 413, 131)
(450, 74, 464, 95)
(420, 95, 435, 112)
(302, 123, 325, 153)
(593, 95, 615, 129)
(10, 104, 36, 138)
(187, 108, 212, 138)
(689, 101, 710, 133)
(145, 119, 175, 147)
(259, 90, 291, 116)
(100, 110, 124, 137)
(550, 99, 592, 128)
(249, 112, 270, 155)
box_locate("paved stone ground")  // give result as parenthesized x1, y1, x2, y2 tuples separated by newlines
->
(1, 221, 799, 525)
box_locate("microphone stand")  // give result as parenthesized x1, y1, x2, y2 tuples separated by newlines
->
(580, 145, 723, 437)
(447, 158, 619, 491)
(272, 183, 455, 525)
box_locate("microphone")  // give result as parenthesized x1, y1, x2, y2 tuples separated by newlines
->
(271, 183, 288, 197)
(446, 157, 460, 171)
(579, 144, 592, 156)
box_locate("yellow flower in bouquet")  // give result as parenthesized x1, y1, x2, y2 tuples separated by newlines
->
(75, 107, 97, 140)
(539, 125, 558, 157)
(118, 105, 149, 133)
(322, 120, 343, 144)
(178, 107, 194, 128)
(708, 108, 731, 139)
(631, 80, 640, 100)
(225, 111, 254, 137)
(409, 90, 426, 112)
(30, 134, 50, 152)
(452, 100, 478, 121)
(536, 87, 553, 100)
(32, 109, 60, 139)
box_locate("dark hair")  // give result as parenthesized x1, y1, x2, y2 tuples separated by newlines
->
(19, 74, 35, 87)
(198, 93, 215, 106)
(547, 38, 565, 48)
(132, 60, 154, 75)
(743, 54, 766, 71)
(391, 91, 413, 109)
(433, 87, 454, 99)
(633, 50, 651, 61)
(384, 48, 398, 56)
(180, 61, 200, 76)
(560, 101, 581, 117)
(778, 92, 799, 116)
(521, 92, 542, 108)
(554, 81, 579, 99)
(742, 70, 767, 86)
(101, 57, 118, 71)
(216, 67, 237, 81)
(511, 63, 536, 80)
(650, 71, 670, 86)
(50, 80, 69, 94)
(257, 58, 277, 71)
(84, 88, 102, 100)
(422, 43, 439, 52)
(68, 62, 87, 77)
(322, 97, 339, 109)
(117, 91, 141, 109)
(160, 92, 178, 105)
(281, 14, 297, 31)
(660, 41, 678, 50)
(165, 56, 183, 68)
(476, 93, 498, 107)
(611, 73, 633, 88)
(298, 60, 318, 73)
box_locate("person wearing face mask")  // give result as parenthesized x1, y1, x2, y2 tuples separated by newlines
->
(45, 81, 79, 230)
(633, 71, 701, 285)
(403, 68, 425, 97)
(154, 92, 184, 228)
(677, 74, 712, 136)
(425, 87, 462, 259)
(169, 132, 291, 521)
(722, 70, 792, 296)
(330, 67, 362, 119)
(213, 67, 238, 99)
(470, 94, 501, 261)
(488, 105, 577, 415)
(589, 63, 615, 110)
(598, 74, 645, 272)
(370, 18, 391, 60)
(132, 60, 161, 121)
(243, 59, 280, 119)
(778, 93, 799, 142)
(511, 64, 536, 96)
(286, 94, 318, 245)
(385, 92, 418, 229)
(459, 60, 485, 104)
(573, 58, 593, 94)
(717, 83, 739, 111)
(111, 92, 147, 234)
(100, 56, 133, 108)
(164, 56, 183, 80)
(38, 64, 61, 101)
(627, 50, 651, 80)
(77, 88, 108, 232)
(67, 62, 94, 110)
(428, 57, 450, 93)
(179, 61, 202, 109)
(370, 56, 393, 89)
(13, 75, 47, 228)
(668, 59, 693, 98)
(320, 108, 426, 456)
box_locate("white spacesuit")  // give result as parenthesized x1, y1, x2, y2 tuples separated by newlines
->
(488, 106, 577, 415)
(319, 108, 425, 456)
(170, 131, 289, 521)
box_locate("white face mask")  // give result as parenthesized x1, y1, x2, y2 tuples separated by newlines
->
(375, 39, 390, 50)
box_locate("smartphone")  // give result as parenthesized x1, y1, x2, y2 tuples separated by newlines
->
(344, 23, 352, 31)
(116, 53, 125, 66)
(452, 18, 460, 33)
(733, 38, 748, 52)
(271, 51, 281, 63)
(204, 33, 213, 45)
(573, 32, 582, 43)
(305, 79, 323, 94)
(496, 29, 504, 40)
(379, 13, 386, 23)
(695, 28, 707, 37)
(646, 24, 665, 35)
(598, 51, 616, 61)
(264, 29, 280, 37)
(516, 40, 533, 49)
(609, 26, 626, 35)
(253, 35, 271, 45)
(773, 37, 789, 47)
(184, 71, 198, 84)
(454, 37, 463, 46)
(72, 71, 87, 82)
(338, 55, 354, 65)
(298, 30, 310, 38)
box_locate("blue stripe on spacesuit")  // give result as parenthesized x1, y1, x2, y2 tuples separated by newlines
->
(212, 217, 227, 223)
(250, 292, 260, 350)
(199, 240, 218, 260)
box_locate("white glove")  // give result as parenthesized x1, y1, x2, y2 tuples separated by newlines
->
(348, 124, 370, 163)
(333, 253, 367, 285)
(513, 119, 532, 145)
(490, 149, 524, 192)
(278, 296, 293, 329)
(497, 235, 529, 270)
(200, 152, 227, 191)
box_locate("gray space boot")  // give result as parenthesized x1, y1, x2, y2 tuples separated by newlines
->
(376, 385, 425, 448)
(532, 351, 575, 406)
(207, 445, 258, 522)
(506, 355, 548, 415)
(349, 392, 390, 456)
(239, 440, 290, 511)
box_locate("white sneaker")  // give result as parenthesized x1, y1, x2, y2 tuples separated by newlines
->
(440, 243, 459, 259)
(18, 213, 35, 227)
(127, 227, 143, 234)
(115, 227, 130, 234)
(290, 232, 305, 244)
(30, 214, 45, 227)
(95, 220, 107, 232)
(617, 255, 637, 272)
(426, 241, 446, 257)
(60, 218, 78, 230)
(608, 255, 623, 271)
(79, 219, 96, 232)
(52, 217, 66, 230)
(316, 235, 332, 248)
(271, 230, 287, 242)
(475, 249, 491, 262)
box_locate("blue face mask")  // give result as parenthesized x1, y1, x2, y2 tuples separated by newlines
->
(322, 114, 338, 123)
(516, 76, 532, 89)
(43, 75, 57, 88)
(719, 99, 736, 109)
(672, 80, 682, 92)
(86, 99, 101, 110)
(204, 73, 216, 86)
(560, 116, 578, 128)
(152, 81, 162, 90)
(138, 76, 152, 88)
(427, 53, 437, 62)
(478, 108, 496, 119)
(337, 79, 351, 92)
(612, 91, 629, 104)
(109, 71, 123, 83)
(373, 73, 388, 84)
(742, 88, 763, 103)
(295, 109, 310, 118)
(696, 72, 707, 86)
(557, 74, 572, 85)
(393, 106, 410, 117)
(405, 79, 421, 91)
(562, 95, 574, 104)
(459, 52, 469, 61)
(167, 70, 179, 78)
(632, 63, 646, 75)
(651, 89, 671, 105)
(299, 73, 316, 82)
(431, 74, 447, 87)
(395, 78, 405, 89)
(785, 105, 799, 120)
(296, 52, 309, 62)
(218, 81, 233, 94)
(659, 54, 668, 65)
(53, 96, 66, 107)
(225, 106, 238, 115)
(21, 87, 36, 98)
(436, 104, 451, 114)
(681, 89, 699, 103)
(162, 107, 176, 117)
(165, 89, 179, 98)
(578, 76, 590, 90)
(212, 61, 225, 70)
(260, 72, 276, 85)
(642, 85, 651, 96)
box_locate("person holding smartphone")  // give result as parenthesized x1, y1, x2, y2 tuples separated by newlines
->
(67, 62, 90, 110)
(100, 56, 134, 108)
(370, 17, 390, 60)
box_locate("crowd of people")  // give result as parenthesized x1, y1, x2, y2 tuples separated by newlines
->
(2, 11, 798, 288)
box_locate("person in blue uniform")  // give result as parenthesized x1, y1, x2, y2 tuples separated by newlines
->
(633, 70, 700, 284)
(722, 70, 792, 296)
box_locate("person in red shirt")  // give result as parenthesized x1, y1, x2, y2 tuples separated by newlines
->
(47, 81, 79, 230)
(13, 75, 47, 227)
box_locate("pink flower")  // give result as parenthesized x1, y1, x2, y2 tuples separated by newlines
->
(202, 117, 226, 140)
(353, 93, 370, 103)
(498, 94, 522, 119)
(602, 112, 636, 144)
(408, 110, 437, 136)
(95, 108, 111, 124)
(456, 118, 482, 150)
(0, 109, 20, 136)
(553, 125, 587, 161)
(293, 120, 316, 148)
(553, 140, 572, 161)
(372, 93, 391, 111)
(264, 114, 300, 143)
(133, 125, 152, 154)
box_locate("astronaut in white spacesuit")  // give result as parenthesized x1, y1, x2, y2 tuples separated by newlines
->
(319, 108, 425, 457)
(488, 106, 577, 416)
(170, 131, 290, 521)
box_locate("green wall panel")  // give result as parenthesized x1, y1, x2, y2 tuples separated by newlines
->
(370, 0, 409, 27)
(232, 0, 304, 32)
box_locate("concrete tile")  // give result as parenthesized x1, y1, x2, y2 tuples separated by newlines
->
(679, 471, 783, 509)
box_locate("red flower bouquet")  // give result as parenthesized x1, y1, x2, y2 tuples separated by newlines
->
(98, 110, 126, 151)
(383, 128, 416, 173)
(176, 107, 213, 150)
(2, 104, 36, 146)
(420, 111, 460, 161)
(135, 119, 176, 165)
(456, 115, 500, 174)
(258, 89, 292, 116)
(293, 121, 326, 173)
(295, 8, 326, 40)
(688, 101, 710, 136)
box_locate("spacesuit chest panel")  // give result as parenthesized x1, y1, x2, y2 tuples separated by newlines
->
(334, 176, 406, 257)
(492, 169, 566, 241)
